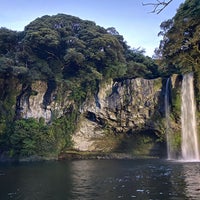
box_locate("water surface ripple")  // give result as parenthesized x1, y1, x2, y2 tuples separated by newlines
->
(0, 159, 200, 200)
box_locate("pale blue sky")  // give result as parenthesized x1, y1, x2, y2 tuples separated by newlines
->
(0, 0, 184, 56)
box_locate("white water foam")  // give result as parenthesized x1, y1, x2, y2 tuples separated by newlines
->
(181, 73, 200, 161)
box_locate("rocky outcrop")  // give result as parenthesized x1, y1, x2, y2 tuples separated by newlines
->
(16, 81, 73, 123)
(16, 81, 52, 122)
(72, 78, 165, 151)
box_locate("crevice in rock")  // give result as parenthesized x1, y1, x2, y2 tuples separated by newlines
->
(43, 79, 56, 109)
(15, 83, 32, 119)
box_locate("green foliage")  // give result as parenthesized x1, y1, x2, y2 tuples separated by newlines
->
(158, 0, 200, 109)
(8, 118, 50, 156)
(104, 63, 127, 79)
(2, 113, 76, 157)
(125, 48, 159, 78)
(49, 110, 77, 149)
(153, 78, 162, 91)
(0, 28, 18, 54)
(0, 57, 13, 74)
(170, 131, 181, 155)
(171, 88, 181, 121)
(0, 77, 19, 123)
(0, 14, 158, 82)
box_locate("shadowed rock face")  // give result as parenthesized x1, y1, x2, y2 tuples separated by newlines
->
(16, 81, 52, 122)
(16, 81, 73, 123)
(72, 77, 165, 151)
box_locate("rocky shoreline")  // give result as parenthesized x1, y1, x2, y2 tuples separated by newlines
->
(0, 150, 162, 163)
(58, 150, 161, 160)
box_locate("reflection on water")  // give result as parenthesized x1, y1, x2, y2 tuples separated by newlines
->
(182, 162, 200, 199)
(0, 159, 200, 199)
(0, 162, 73, 200)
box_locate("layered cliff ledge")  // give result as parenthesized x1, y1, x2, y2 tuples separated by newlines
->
(72, 78, 165, 153)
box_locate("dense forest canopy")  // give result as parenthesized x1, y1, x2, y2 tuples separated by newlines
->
(0, 14, 159, 82)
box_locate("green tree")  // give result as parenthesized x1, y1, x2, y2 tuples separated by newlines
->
(0, 28, 18, 54)
(158, 0, 200, 105)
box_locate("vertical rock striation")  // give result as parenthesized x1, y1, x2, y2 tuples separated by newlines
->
(72, 77, 165, 151)
(16, 81, 73, 123)
(16, 81, 52, 122)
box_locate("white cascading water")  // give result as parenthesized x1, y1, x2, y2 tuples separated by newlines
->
(165, 78, 173, 159)
(181, 73, 200, 161)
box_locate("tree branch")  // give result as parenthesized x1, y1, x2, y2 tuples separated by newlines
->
(142, 0, 173, 14)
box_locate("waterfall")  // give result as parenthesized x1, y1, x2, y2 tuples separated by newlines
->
(181, 73, 200, 161)
(165, 78, 173, 159)
(165, 78, 176, 159)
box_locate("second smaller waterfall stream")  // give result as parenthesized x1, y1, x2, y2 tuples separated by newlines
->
(165, 78, 176, 159)
(165, 78, 173, 159)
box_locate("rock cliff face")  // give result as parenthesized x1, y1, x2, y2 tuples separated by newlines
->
(5, 76, 169, 154)
(16, 81, 52, 122)
(15, 81, 73, 123)
(1, 75, 183, 158)
(72, 78, 165, 151)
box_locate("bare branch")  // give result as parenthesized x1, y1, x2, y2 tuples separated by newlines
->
(142, 0, 173, 14)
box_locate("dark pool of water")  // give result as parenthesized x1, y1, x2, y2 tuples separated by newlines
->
(0, 159, 200, 200)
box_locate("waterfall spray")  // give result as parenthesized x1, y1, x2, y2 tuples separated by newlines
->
(181, 73, 200, 161)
